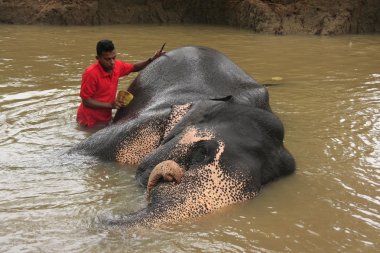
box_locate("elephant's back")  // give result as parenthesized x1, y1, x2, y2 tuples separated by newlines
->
(114, 46, 265, 122)
(140, 46, 258, 96)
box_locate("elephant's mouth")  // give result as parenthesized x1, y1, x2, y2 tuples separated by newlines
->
(146, 160, 185, 200)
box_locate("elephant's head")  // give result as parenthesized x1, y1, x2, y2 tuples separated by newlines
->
(106, 99, 295, 228)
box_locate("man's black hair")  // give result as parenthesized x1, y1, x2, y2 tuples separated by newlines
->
(96, 39, 115, 56)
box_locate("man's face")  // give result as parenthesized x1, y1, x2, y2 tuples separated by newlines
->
(97, 50, 116, 73)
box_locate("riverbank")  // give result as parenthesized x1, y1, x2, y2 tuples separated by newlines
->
(0, 0, 379, 35)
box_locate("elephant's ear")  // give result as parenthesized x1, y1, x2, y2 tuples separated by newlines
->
(210, 95, 232, 102)
(232, 86, 272, 112)
(162, 103, 193, 141)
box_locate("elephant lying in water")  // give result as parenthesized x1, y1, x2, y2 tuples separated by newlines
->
(72, 46, 296, 228)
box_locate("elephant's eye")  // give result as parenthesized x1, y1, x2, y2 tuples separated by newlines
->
(190, 140, 218, 165)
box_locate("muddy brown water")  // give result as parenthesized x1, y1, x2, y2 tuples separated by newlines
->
(0, 24, 379, 252)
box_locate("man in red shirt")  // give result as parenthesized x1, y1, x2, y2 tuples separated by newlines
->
(77, 39, 164, 128)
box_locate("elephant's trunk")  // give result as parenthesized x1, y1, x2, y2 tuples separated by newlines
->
(146, 160, 185, 199)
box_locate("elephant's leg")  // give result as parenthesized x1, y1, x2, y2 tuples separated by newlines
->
(71, 109, 169, 163)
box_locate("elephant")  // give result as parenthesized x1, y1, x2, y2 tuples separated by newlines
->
(72, 46, 296, 228)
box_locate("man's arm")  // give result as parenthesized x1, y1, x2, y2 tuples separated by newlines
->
(82, 98, 122, 109)
(132, 50, 166, 72)
(132, 58, 153, 72)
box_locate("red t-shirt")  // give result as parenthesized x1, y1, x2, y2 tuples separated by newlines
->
(76, 60, 134, 127)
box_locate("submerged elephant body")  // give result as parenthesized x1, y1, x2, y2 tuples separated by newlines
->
(73, 46, 295, 228)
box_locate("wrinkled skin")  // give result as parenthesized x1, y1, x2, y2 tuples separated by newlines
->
(71, 46, 295, 228)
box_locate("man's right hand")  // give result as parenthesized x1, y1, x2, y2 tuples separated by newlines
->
(111, 100, 123, 109)
(83, 98, 122, 110)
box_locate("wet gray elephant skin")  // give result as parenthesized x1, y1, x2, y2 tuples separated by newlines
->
(72, 46, 296, 228)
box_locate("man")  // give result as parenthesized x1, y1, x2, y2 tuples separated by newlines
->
(76, 39, 164, 128)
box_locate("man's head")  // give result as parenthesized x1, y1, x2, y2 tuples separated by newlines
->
(96, 39, 116, 73)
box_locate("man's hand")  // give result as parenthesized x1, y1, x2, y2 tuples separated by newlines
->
(111, 100, 124, 109)
(132, 49, 166, 72)
(82, 98, 122, 109)
(150, 49, 166, 62)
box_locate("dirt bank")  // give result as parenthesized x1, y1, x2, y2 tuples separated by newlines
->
(0, 0, 379, 35)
